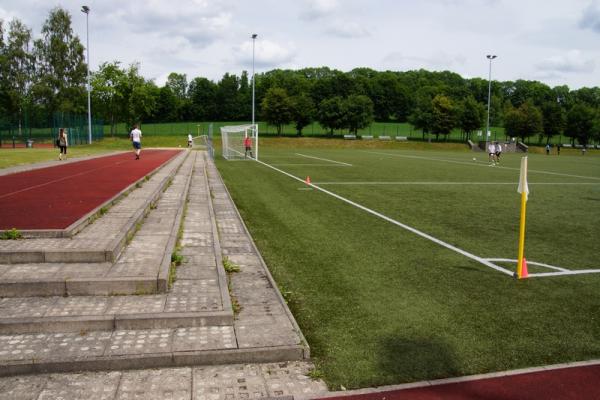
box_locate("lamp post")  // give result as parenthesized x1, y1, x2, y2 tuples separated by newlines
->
(251, 34, 257, 126)
(81, 5, 92, 144)
(485, 54, 497, 153)
(251, 33, 258, 159)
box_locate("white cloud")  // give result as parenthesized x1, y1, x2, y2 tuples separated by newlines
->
(301, 0, 338, 20)
(536, 50, 596, 73)
(580, 0, 600, 33)
(233, 39, 296, 69)
(382, 51, 467, 71)
(325, 20, 370, 38)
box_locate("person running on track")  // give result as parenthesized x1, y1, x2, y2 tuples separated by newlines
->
(130, 124, 142, 160)
(58, 128, 68, 161)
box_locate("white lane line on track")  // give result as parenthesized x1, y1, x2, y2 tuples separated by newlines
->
(254, 158, 514, 277)
(0, 160, 129, 200)
(366, 151, 600, 181)
(295, 153, 353, 166)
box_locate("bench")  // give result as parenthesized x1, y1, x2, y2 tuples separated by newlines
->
(379, 135, 391, 140)
(344, 134, 357, 140)
(562, 143, 572, 148)
(362, 135, 374, 140)
(395, 136, 408, 141)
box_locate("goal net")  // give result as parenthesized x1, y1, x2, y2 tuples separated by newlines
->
(220, 124, 258, 160)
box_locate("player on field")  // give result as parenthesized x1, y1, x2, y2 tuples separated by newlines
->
(244, 135, 253, 159)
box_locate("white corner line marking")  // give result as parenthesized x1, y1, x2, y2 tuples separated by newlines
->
(255, 159, 513, 277)
(295, 153, 353, 166)
(485, 258, 570, 272)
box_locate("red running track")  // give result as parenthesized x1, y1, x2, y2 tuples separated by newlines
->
(319, 364, 600, 400)
(0, 150, 180, 230)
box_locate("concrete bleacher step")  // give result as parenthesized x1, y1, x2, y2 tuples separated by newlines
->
(0, 151, 308, 377)
(0, 152, 233, 334)
(0, 151, 194, 297)
(0, 150, 188, 265)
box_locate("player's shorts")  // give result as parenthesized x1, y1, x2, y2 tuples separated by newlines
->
(495, 152, 501, 156)
(245, 146, 251, 151)
(133, 141, 141, 150)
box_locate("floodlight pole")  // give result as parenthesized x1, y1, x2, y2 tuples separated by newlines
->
(82, 6, 92, 144)
(485, 55, 497, 152)
(251, 33, 258, 159)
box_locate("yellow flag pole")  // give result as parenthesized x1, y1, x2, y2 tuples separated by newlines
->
(517, 190, 527, 278)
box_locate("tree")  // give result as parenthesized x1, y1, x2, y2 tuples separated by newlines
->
(431, 95, 457, 141)
(32, 7, 86, 115)
(91, 61, 126, 135)
(504, 101, 543, 141)
(290, 93, 315, 136)
(408, 89, 435, 139)
(343, 94, 374, 135)
(541, 101, 565, 144)
(261, 87, 293, 135)
(215, 73, 241, 121)
(119, 63, 157, 127)
(566, 104, 595, 146)
(2, 19, 34, 133)
(188, 77, 217, 121)
(458, 96, 485, 141)
(317, 96, 345, 135)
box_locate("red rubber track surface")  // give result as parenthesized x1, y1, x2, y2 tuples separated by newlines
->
(319, 364, 600, 400)
(0, 150, 180, 230)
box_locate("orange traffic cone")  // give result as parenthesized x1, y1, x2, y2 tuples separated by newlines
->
(520, 258, 529, 279)
(305, 176, 311, 184)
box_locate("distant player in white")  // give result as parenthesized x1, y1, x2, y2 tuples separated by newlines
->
(488, 142, 497, 165)
(495, 142, 502, 164)
(187, 133, 193, 147)
(130, 124, 142, 160)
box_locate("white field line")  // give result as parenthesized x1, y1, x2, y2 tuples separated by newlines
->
(254, 158, 514, 277)
(485, 258, 569, 272)
(366, 151, 600, 181)
(295, 153, 353, 166)
(314, 181, 600, 186)
(529, 270, 600, 277)
(272, 163, 349, 167)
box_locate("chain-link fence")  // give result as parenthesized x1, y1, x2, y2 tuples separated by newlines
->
(0, 112, 103, 148)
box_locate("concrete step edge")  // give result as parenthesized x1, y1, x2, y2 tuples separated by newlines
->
(0, 310, 234, 334)
(0, 151, 189, 264)
(0, 345, 306, 377)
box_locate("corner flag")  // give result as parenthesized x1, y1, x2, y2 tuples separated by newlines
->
(517, 156, 529, 201)
(516, 156, 529, 279)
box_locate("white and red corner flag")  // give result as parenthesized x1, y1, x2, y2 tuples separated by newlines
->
(517, 156, 529, 201)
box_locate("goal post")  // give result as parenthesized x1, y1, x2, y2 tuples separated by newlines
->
(220, 124, 258, 160)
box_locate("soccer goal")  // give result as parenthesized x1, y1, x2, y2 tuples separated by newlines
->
(220, 124, 258, 160)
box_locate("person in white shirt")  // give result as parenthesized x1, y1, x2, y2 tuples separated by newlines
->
(130, 124, 142, 160)
(488, 142, 497, 165)
(495, 142, 502, 164)
(187, 133, 193, 147)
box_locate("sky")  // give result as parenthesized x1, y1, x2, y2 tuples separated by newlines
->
(1, 0, 599, 89)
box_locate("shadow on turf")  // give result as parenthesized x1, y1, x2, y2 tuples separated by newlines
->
(378, 334, 461, 382)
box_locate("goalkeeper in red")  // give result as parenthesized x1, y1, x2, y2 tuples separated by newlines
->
(244, 135, 253, 159)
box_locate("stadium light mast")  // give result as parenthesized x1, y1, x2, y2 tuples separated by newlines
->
(81, 5, 92, 144)
(485, 55, 497, 152)
(251, 34, 257, 126)
(251, 33, 258, 160)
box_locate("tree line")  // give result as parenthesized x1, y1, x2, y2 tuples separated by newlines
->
(2, 7, 600, 145)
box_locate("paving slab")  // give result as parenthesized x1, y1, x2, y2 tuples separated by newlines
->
(0, 152, 194, 297)
(0, 362, 328, 400)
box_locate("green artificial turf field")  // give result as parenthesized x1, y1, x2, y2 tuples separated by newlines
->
(215, 141, 600, 389)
